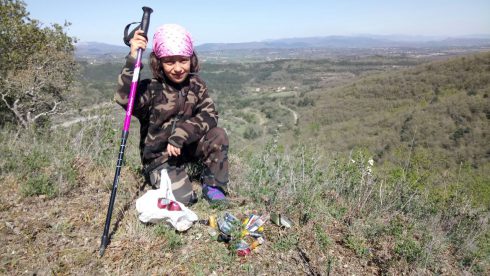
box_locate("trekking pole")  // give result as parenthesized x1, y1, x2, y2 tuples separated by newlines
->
(99, 6, 153, 257)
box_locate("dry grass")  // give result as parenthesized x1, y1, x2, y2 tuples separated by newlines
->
(0, 135, 376, 275)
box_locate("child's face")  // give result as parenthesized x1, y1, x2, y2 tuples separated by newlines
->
(161, 56, 191, 84)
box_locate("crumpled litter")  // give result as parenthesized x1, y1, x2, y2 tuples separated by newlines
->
(136, 169, 198, 231)
(270, 212, 293, 228)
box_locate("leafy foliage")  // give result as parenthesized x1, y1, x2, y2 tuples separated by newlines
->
(0, 0, 77, 127)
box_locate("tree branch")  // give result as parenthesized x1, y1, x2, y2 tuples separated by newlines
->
(1, 92, 28, 128)
(32, 100, 61, 122)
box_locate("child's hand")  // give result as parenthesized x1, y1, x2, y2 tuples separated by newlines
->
(167, 144, 181, 157)
(129, 30, 147, 58)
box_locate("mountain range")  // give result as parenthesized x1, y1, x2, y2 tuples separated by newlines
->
(198, 35, 490, 51)
(75, 34, 490, 59)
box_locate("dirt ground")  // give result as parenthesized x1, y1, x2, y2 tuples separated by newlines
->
(0, 161, 424, 275)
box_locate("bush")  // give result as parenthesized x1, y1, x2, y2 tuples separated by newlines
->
(21, 174, 56, 197)
(395, 238, 424, 264)
(236, 138, 489, 272)
(243, 126, 262, 140)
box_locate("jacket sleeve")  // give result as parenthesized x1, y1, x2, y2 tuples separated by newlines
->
(168, 84, 218, 147)
(114, 54, 152, 120)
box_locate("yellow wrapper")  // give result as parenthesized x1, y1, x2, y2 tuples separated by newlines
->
(209, 215, 217, 229)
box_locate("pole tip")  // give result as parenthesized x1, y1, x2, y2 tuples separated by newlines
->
(99, 235, 109, 257)
(99, 245, 106, 257)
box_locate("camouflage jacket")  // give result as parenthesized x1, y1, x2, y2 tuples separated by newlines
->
(115, 55, 218, 171)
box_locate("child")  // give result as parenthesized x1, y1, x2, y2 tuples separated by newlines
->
(115, 24, 228, 205)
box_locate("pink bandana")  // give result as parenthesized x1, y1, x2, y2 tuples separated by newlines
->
(152, 24, 194, 58)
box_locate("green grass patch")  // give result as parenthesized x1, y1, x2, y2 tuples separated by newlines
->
(21, 174, 57, 197)
(272, 233, 299, 251)
(153, 224, 184, 250)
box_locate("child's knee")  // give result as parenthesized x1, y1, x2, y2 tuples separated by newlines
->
(207, 127, 228, 145)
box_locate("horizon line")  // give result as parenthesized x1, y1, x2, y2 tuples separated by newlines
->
(75, 33, 490, 47)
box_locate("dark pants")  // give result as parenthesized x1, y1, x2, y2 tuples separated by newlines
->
(148, 127, 229, 202)
(182, 127, 229, 188)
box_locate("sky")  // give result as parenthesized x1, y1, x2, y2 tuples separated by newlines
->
(23, 0, 490, 46)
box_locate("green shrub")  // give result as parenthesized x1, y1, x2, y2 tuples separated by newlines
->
(243, 126, 262, 140)
(395, 238, 424, 264)
(21, 174, 57, 197)
(315, 224, 332, 251)
(345, 235, 370, 257)
(24, 150, 50, 173)
(272, 233, 299, 251)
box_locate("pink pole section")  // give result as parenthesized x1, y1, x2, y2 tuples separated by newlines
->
(123, 50, 143, 131)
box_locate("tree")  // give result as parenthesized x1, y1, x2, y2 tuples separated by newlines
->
(0, 0, 76, 128)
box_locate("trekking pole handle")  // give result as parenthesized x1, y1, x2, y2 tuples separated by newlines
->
(123, 7, 153, 46)
(140, 7, 153, 36)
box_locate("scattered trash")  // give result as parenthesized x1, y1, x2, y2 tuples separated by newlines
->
(270, 212, 293, 228)
(206, 212, 268, 256)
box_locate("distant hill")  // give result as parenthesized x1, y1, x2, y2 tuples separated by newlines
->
(298, 52, 490, 169)
(75, 42, 149, 61)
(197, 35, 490, 51)
(75, 42, 128, 59)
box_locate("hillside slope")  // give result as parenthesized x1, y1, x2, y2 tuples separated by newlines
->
(298, 52, 490, 168)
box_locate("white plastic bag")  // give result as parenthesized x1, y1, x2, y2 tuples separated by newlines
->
(136, 169, 198, 231)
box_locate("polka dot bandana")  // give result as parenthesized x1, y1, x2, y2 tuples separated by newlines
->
(153, 24, 194, 58)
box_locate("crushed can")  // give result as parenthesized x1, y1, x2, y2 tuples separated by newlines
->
(218, 212, 239, 235)
(235, 240, 251, 256)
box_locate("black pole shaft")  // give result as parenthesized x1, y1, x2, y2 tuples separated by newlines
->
(99, 130, 129, 256)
